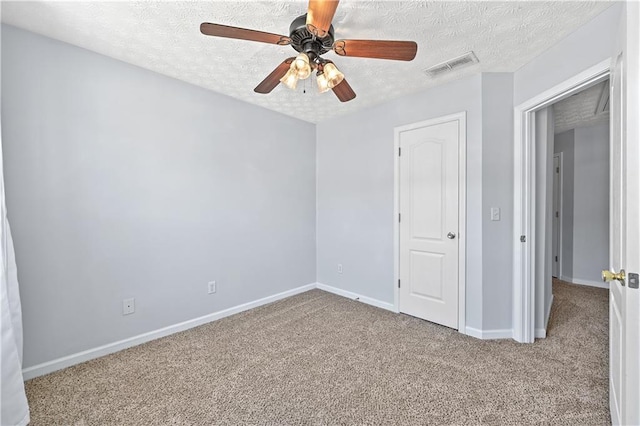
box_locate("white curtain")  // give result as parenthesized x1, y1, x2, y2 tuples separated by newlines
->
(0, 122, 29, 425)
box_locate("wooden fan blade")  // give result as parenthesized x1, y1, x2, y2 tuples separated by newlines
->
(254, 58, 295, 94)
(333, 39, 417, 61)
(306, 0, 340, 38)
(332, 78, 356, 102)
(200, 23, 291, 46)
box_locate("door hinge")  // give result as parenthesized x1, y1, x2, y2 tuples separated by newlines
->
(398, 213, 401, 223)
(556, 167, 559, 173)
(398, 147, 401, 156)
(555, 211, 559, 218)
(398, 279, 401, 288)
(555, 256, 558, 262)
(520, 235, 526, 243)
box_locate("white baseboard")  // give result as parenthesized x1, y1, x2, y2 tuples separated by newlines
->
(533, 294, 555, 339)
(22, 283, 316, 380)
(569, 278, 609, 289)
(465, 327, 512, 340)
(535, 328, 547, 339)
(315, 282, 395, 312)
(560, 276, 609, 289)
(544, 294, 554, 329)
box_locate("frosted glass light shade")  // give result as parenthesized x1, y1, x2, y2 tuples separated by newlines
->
(280, 68, 299, 90)
(316, 72, 331, 93)
(323, 62, 344, 89)
(292, 53, 312, 80)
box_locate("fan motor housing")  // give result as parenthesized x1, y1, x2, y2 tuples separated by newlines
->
(289, 14, 334, 57)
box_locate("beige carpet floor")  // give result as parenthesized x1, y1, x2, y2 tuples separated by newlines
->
(25, 280, 609, 425)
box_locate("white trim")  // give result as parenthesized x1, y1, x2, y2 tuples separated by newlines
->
(393, 120, 401, 314)
(393, 111, 467, 334)
(559, 274, 574, 283)
(316, 283, 395, 312)
(545, 293, 554, 329)
(512, 59, 611, 343)
(567, 278, 610, 289)
(22, 283, 316, 380)
(465, 327, 512, 340)
(536, 293, 555, 339)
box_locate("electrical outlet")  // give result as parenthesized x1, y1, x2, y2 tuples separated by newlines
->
(123, 298, 135, 315)
(208, 281, 216, 294)
(337, 264, 343, 274)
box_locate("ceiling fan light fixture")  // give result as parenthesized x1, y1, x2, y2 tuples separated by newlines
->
(292, 52, 312, 79)
(322, 62, 344, 89)
(280, 68, 299, 90)
(316, 71, 331, 93)
(201, 2, 418, 102)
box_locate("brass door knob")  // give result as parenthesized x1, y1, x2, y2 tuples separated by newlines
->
(602, 269, 626, 285)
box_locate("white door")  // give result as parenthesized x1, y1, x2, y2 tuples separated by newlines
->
(608, 51, 626, 426)
(608, 4, 639, 424)
(552, 155, 561, 278)
(398, 115, 461, 329)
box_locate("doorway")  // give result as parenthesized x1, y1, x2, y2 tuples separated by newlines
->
(534, 79, 611, 338)
(551, 81, 610, 290)
(511, 60, 610, 344)
(393, 112, 466, 331)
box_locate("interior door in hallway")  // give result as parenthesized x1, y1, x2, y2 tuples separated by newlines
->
(398, 115, 461, 329)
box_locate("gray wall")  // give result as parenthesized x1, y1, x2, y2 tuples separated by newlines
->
(514, 3, 622, 106)
(316, 75, 484, 329)
(573, 124, 610, 283)
(554, 129, 575, 279)
(2, 25, 317, 368)
(480, 73, 514, 331)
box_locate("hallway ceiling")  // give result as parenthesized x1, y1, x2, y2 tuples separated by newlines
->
(554, 81, 610, 134)
(1, 1, 613, 123)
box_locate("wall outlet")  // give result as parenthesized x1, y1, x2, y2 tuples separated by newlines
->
(123, 298, 135, 315)
(337, 264, 343, 274)
(208, 281, 216, 294)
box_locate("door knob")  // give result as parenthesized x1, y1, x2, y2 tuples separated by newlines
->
(447, 232, 456, 240)
(602, 269, 625, 285)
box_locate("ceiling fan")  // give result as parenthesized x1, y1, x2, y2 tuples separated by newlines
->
(200, 0, 418, 102)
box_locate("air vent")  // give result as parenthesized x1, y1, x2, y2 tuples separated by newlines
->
(424, 52, 479, 77)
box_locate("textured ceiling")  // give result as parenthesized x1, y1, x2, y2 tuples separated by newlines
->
(553, 80, 609, 134)
(1, 1, 613, 123)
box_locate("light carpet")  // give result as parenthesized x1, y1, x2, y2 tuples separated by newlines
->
(25, 280, 609, 425)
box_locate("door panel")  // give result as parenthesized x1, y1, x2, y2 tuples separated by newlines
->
(409, 141, 444, 240)
(609, 51, 625, 426)
(399, 118, 460, 329)
(609, 5, 640, 423)
(409, 251, 444, 301)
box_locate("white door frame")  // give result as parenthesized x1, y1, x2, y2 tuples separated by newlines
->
(552, 152, 563, 279)
(393, 111, 467, 333)
(512, 59, 610, 343)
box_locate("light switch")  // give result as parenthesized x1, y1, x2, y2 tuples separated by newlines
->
(491, 207, 501, 221)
